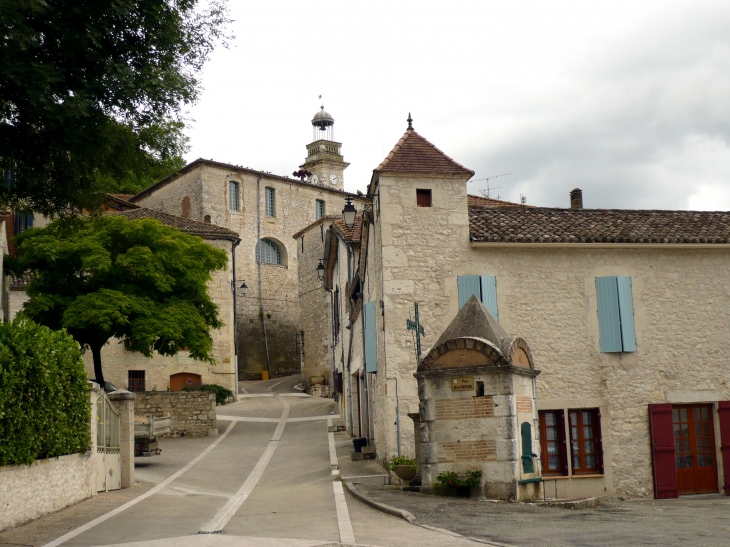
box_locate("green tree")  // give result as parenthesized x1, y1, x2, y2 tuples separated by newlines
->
(0, 0, 231, 215)
(9, 215, 229, 387)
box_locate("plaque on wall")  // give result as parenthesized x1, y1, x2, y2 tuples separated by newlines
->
(451, 377, 474, 391)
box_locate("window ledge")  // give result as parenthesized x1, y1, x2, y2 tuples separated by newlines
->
(542, 474, 605, 480)
(570, 474, 605, 479)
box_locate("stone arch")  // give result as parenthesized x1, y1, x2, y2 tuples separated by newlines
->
(256, 237, 288, 266)
(504, 337, 535, 369)
(418, 336, 508, 372)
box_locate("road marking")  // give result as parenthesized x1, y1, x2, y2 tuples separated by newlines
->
(41, 421, 237, 547)
(332, 480, 356, 544)
(217, 414, 338, 423)
(327, 418, 355, 544)
(199, 394, 291, 533)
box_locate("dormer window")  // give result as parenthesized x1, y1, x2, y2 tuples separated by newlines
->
(417, 189, 432, 207)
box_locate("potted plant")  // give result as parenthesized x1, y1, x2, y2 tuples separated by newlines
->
(436, 469, 482, 498)
(388, 455, 417, 482)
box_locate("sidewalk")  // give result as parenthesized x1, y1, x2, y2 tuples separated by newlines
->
(334, 430, 389, 485)
(345, 483, 730, 547)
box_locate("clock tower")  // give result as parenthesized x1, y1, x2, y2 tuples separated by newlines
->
(300, 106, 349, 190)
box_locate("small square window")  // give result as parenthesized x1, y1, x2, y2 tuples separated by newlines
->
(128, 370, 146, 392)
(416, 189, 432, 207)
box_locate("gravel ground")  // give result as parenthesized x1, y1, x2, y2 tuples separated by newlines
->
(353, 483, 730, 547)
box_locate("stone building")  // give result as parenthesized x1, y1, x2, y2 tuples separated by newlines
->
(127, 109, 367, 379)
(305, 116, 730, 500)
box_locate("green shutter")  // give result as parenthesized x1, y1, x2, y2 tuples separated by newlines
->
(457, 275, 481, 309)
(480, 275, 498, 320)
(364, 301, 378, 373)
(521, 422, 534, 473)
(596, 277, 623, 353)
(616, 276, 637, 352)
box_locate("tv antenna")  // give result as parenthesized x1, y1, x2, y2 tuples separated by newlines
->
(472, 173, 510, 199)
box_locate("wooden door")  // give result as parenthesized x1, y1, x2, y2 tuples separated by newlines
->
(673, 405, 718, 494)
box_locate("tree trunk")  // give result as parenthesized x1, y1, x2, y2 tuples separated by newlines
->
(91, 344, 105, 389)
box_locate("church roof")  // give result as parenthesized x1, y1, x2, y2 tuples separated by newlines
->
(373, 129, 475, 177)
(112, 208, 240, 242)
(469, 206, 730, 244)
(434, 295, 508, 348)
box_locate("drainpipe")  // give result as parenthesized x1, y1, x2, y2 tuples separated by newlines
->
(328, 288, 336, 396)
(231, 237, 241, 400)
(256, 175, 272, 378)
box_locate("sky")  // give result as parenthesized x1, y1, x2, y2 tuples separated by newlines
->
(185, 1, 730, 210)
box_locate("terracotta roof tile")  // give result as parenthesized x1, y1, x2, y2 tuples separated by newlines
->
(374, 129, 475, 177)
(469, 207, 730, 244)
(112, 208, 239, 241)
(333, 213, 364, 243)
(467, 195, 525, 208)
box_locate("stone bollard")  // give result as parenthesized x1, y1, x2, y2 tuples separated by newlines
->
(109, 389, 136, 488)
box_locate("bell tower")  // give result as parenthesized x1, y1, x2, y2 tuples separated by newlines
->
(300, 106, 349, 190)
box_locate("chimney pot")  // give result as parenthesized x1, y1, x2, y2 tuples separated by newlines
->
(570, 188, 583, 210)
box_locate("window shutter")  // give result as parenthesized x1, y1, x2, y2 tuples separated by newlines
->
(558, 410, 569, 476)
(596, 277, 623, 352)
(648, 404, 678, 499)
(521, 422, 535, 473)
(719, 401, 730, 496)
(480, 275, 498, 320)
(595, 409, 604, 474)
(457, 275, 481, 309)
(364, 301, 378, 373)
(616, 277, 636, 352)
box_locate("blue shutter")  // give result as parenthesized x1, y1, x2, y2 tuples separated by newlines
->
(480, 275, 499, 320)
(616, 276, 637, 352)
(364, 301, 378, 373)
(457, 275, 481, 309)
(596, 277, 623, 353)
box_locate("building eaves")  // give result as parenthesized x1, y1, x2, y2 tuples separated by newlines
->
(112, 208, 240, 242)
(130, 158, 368, 203)
(292, 215, 341, 240)
(469, 206, 730, 244)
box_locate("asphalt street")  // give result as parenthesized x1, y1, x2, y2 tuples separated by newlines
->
(1, 377, 485, 547)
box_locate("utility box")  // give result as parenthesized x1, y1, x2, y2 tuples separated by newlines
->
(414, 295, 542, 501)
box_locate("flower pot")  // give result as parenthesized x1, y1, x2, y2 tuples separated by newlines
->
(311, 376, 324, 385)
(456, 485, 472, 497)
(394, 465, 417, 482)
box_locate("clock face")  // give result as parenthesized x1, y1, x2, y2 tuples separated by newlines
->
(311, 174, 319, 185)
(329, 173, 339, 185)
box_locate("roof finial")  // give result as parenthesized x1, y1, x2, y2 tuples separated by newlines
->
(407, 112, 413, 130)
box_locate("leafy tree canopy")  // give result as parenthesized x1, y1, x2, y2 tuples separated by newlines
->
(0, 0, 231, 215)
(9, 215, 230, 386)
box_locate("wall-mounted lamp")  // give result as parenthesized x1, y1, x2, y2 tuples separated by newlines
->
(239, 281, 248, 297)
(342, 196, 357, 229)
(316, 260, 325, 281)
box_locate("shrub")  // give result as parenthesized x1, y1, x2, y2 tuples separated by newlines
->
(0, 318, 90, 466)
(183, 383, 234, 405)
(387, 454, 416, 471)
(435, 469, 482, 489)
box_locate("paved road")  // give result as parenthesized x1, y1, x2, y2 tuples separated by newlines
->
(13, 377, 484, 547)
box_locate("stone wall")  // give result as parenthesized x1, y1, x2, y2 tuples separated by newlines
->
(134, 391, 218, 437)
(0, 453, 94, 531)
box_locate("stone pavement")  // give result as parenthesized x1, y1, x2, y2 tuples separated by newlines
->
(350, 483, 730, 547)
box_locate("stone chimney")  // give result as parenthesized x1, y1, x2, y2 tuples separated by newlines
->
(570, 188, 583, 209)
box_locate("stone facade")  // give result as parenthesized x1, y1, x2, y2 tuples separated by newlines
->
(134, 391, 218, 437)
(132, 161, 367, 379)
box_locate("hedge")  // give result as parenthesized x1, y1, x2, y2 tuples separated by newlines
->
(0, 318, 90, 466)
(183, 383, 234, 405)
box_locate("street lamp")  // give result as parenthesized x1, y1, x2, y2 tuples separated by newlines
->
(342, 196, 357, 230)
(317, 260, 325, 281)
(239, 281, 248, 297)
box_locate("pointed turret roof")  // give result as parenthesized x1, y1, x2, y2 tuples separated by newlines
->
(435, 295, 508, 347)
(373, 128, 475, 177)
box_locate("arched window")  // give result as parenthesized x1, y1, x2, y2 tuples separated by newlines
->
(256, 239, 282, 265)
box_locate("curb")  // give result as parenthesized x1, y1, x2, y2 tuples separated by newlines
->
(533, 496, 600, 510)
(343, 482, 417, 524)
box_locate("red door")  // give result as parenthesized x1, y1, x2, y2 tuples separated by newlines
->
(649, 404, 678, 499)
(673, 405, 718, 494)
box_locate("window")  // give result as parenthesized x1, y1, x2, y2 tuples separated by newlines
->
(596, 276, 636, 352)
(128, 370, 145, 392)
(569, 409, 602, 474)
(457, 275, 498, 319)
(416, 189, 432, 207)
(539, 410, 567, 475)
(316, 199, 325, 219)
(13, 212, 33, 236)
(265, 187, 276, 217)
(256, 238, 282, 264)
(229, 181, 240, 211)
